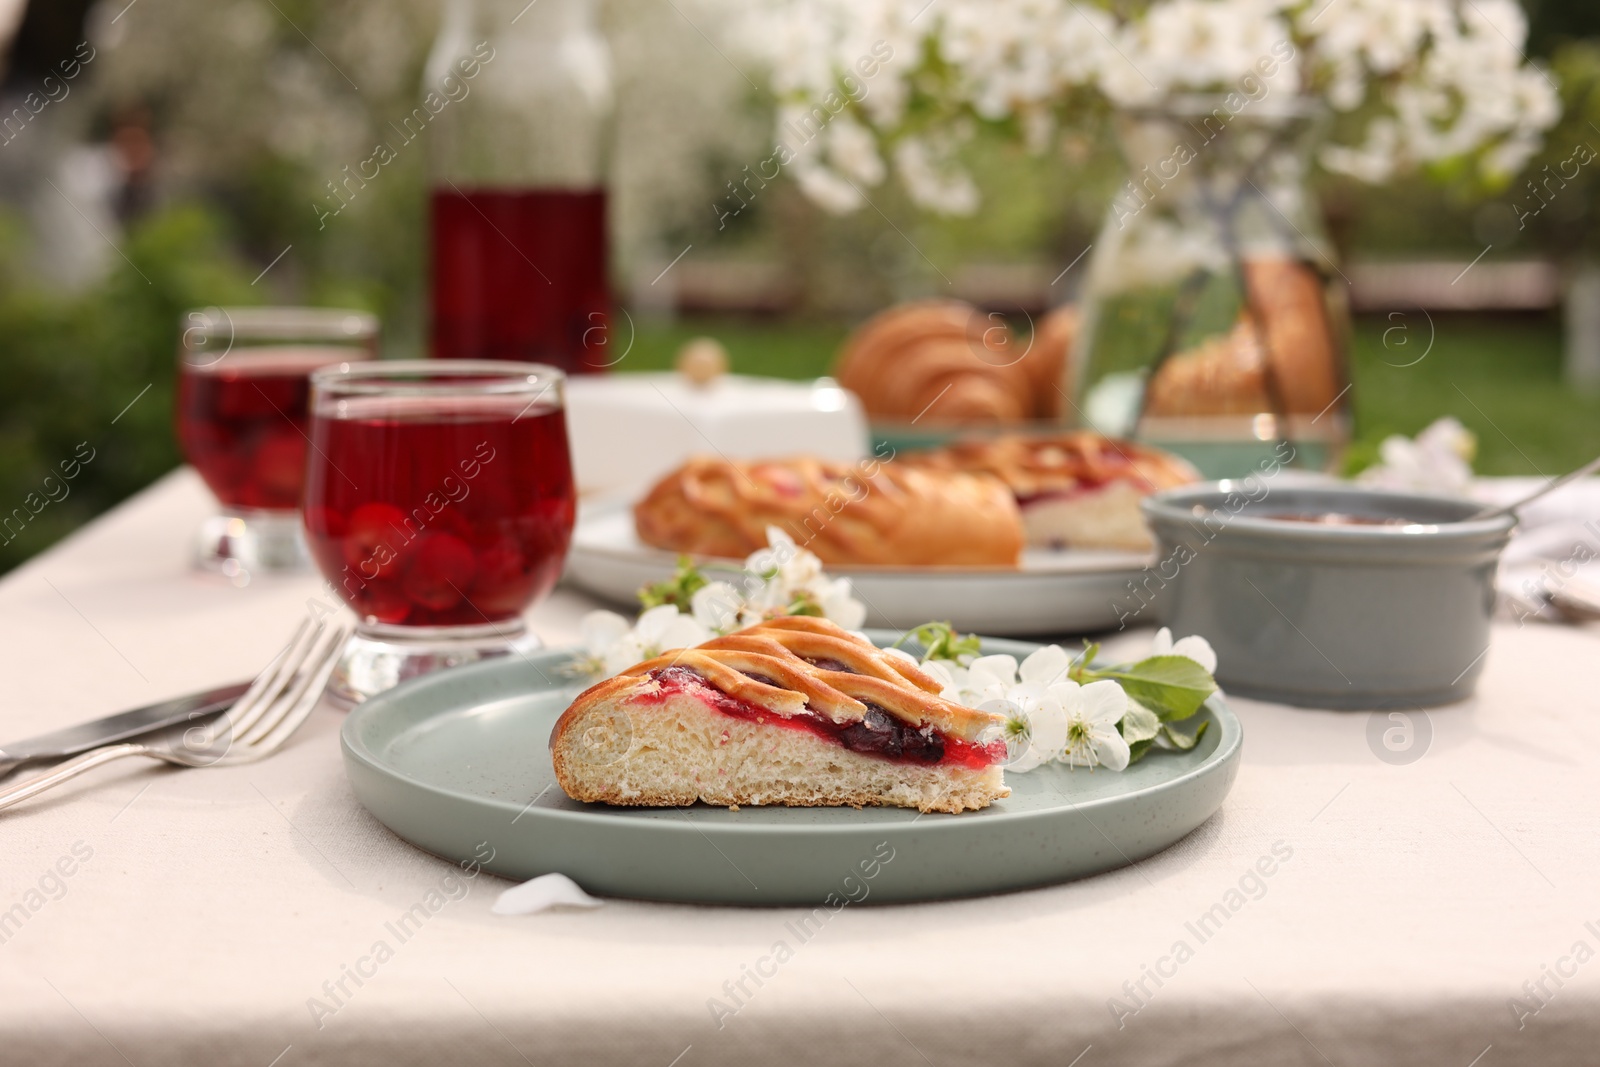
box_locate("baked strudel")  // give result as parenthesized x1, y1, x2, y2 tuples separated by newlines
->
(633, 456, 1024, 567)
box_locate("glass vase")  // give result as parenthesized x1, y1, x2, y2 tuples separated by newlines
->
(1067, 96, 1351, 477)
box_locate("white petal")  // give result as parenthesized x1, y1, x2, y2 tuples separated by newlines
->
(1007, 744, 1045, 773)
(633, 604, 685, 644)
(1046, 679, 1082, 703)
(1018, 644, 1072, 686)
(691, 582, 743, 632)
(968, 654, 1019, 688)
(820, 580, 867, 629)
(1170, 635, 1218, 674)
(1152, 627, 1175, 655)
(1090, 724, 1131, 771)
(491, 873, 602, 915)
(764, 525, 797, 554)
(601, 636, 644, 676)
(1076, 680, 1130, 726)
(579, 611, 631, 656)
(881, 647, 919, 667)
(657, 613, 712, 652)
(1023, 694, 1068, 761)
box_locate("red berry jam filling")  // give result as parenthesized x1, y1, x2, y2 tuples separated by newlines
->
(645, 666, 1002, 770)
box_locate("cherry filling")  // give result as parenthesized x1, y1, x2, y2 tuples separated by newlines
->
(643, 666, 1003, 770)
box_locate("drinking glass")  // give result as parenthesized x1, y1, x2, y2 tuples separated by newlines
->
(175, 307, 379, 579)
(303, 361, 576, 705)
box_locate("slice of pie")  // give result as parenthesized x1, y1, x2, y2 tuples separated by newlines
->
(903, 432, 1199, 551)
(550, 617, 1009, 814)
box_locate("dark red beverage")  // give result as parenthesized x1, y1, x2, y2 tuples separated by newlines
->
(429, 187, 610, 373)
(303, 394, 576, 627)
(176, 346, 350, 511)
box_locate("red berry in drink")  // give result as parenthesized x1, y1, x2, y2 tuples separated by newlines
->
(343, 502, 408, 577)
(402, 532, 477, 611)
(349, 578, 411, 625)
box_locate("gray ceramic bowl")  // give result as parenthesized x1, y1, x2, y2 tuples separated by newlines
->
(1140, 483, 1516, 710)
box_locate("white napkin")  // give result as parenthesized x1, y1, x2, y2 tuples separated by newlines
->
(491, 873, 604, 915)
(1477, 477, 1600, 622)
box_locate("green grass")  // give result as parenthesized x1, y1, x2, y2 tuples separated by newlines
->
(1346, 315, 1600, 476)
(627, 313, 1600, 477)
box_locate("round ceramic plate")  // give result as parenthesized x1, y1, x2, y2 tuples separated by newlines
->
(341, 635, 1242, 905)
(564, 505, 1153, 636)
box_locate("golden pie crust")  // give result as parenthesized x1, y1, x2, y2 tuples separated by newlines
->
(902, 432, 1198, 501)
(632, 456, 1024, 567)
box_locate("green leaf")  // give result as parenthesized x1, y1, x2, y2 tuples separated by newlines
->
(1126, 737, 1159, 765)
(1161, 719, 1210, 751)
(1118, 702, 1162, 744)
(1096, 656, 1216, 722)
(638, 556, 709, 611)
(898, 621, 981, 662)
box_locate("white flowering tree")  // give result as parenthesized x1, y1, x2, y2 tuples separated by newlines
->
(738, 0, 1562, 215)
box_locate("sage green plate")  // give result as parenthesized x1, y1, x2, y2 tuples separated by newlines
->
(341, 635, 1242, 905)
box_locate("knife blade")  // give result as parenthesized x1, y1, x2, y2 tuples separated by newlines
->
(0, 681, 250, 778)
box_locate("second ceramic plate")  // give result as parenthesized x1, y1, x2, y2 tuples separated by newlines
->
(565, 504, 1152, 636)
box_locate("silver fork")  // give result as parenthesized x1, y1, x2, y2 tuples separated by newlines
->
(0, 615, 352, 813)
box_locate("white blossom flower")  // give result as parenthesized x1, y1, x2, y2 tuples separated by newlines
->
(690, 580, 745, 633)
(998, 682, 1069, 772)
(1054, 679, 1132, 771)
(1357, 416, 1476, 496)
(742, 527, 868, 629)
(736, 0, 1560, 211)
(578, 605, 712, 678)
(923, 644, 1115, 771)
(1151, 627, 1219, 674)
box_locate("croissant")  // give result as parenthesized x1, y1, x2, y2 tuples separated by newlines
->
(1144, 319, 1273, 417)
(834, 301, 1033, 425)
(1145, 259, 1341, 419)
(633, 455, 1023, 567)
(1241, 257, 1343, 416)
(1025, 304, 1079, 419)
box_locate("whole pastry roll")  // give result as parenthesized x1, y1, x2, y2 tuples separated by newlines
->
(633, 456, 1024, 567)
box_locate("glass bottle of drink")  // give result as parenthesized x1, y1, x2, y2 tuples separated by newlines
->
(424, 0, 613, 372)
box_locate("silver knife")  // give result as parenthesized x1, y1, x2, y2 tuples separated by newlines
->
(0, 681, 250, 778)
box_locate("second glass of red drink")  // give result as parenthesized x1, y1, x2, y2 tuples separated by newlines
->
(175, 307, 378, 579)
(303, 361, 576, 704)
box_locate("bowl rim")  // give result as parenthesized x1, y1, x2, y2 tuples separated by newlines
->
(1141, 481, 1518, 542)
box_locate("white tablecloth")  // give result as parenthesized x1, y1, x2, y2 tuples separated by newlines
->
(2, 468, 1598, 1066)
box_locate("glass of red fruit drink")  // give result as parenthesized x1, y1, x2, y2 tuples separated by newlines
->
(175, 307, 379, 579)
(303, 361, 576, 705)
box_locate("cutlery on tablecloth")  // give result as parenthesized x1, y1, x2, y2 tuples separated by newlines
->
(0, 615, 352, 813)
(0, 682, 249, 779)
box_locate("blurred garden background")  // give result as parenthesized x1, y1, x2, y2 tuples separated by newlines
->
(2, 0, 1600, 574)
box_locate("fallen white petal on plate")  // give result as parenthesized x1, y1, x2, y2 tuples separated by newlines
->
(491, 874, 603, 915)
